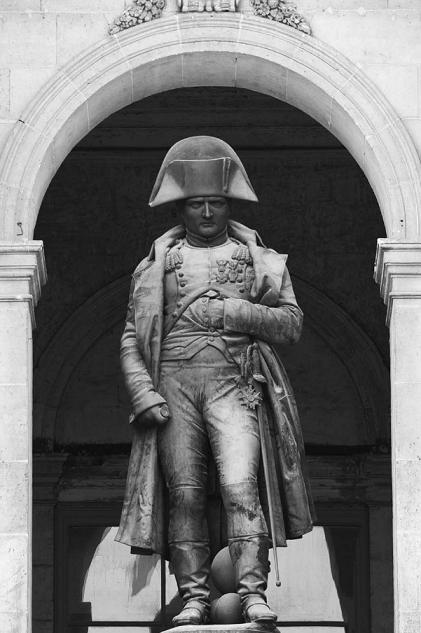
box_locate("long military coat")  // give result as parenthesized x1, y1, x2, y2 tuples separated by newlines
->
(115, 220, 315, 554)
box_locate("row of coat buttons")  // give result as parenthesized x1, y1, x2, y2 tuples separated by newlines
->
(202, 298, 208, 330)
(178, 271, 186, 303)
(203, 297, 220, 338)
(172, 272, 189, 313)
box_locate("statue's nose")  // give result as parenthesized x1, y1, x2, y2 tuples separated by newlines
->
(202, 202, 213, 218)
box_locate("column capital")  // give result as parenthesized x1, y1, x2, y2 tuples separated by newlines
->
(0, 241, 47, 328)
(375, 239, 421, 325)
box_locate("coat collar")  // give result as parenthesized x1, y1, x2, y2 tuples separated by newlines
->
(146, 220, 265, 261)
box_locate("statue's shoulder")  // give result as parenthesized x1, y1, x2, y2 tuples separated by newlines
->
(132, 256, 153, 280)
(257, 245, 288, 260)
(132, 225, 185, 279)
(228, 220, 288, 269)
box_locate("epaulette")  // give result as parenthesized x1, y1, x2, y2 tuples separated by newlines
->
(165, 240, 184, 272)
(232, 243, 253, 265)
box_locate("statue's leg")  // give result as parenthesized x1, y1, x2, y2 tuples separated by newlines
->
(226, 526, 277, 624)
(203, 363, 277, 624)
(158, 361, 211, 626)
(168, 539, 211, 626)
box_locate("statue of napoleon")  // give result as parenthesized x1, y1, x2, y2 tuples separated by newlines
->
(116, 136, 315, 628)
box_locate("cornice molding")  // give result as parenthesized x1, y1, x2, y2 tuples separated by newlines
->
(0, 241, 47, 328)
(374, 238, 421, 325)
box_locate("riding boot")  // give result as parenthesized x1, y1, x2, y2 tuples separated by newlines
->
(170, 541, 211, 626)
(229, 535, 277, 625)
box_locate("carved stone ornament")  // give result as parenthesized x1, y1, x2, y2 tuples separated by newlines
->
(178, 0, 238, 12)
(109, 0, 310, 32)
(109, 0, 166, 34)
(251, 0, 311, 34)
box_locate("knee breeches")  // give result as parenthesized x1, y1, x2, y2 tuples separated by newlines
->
(157, 348, 268, 543)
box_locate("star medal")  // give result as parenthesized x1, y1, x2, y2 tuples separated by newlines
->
(239, 383, 262, 410)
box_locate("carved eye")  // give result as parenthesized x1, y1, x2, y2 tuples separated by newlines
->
(211, 199, 225, 208)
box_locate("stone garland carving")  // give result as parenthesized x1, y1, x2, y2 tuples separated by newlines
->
(109, 0, 310, 34)
(109, 0, 166, 34)
(251, 0, 311, 34)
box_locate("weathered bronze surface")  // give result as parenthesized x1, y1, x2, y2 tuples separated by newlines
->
(117, 137, 314, 626)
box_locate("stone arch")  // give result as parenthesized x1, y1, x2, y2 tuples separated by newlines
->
(34, 275, 389, 446)
(0, 15, 420, 241)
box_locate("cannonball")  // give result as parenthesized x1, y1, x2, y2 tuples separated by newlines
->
(211, 546, 236, 594)
(210, 593, 242, 624)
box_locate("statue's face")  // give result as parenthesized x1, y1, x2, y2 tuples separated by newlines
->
(180, 196, 230, 238)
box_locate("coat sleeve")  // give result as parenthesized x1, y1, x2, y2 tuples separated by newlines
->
(223, 266, 303, 345)
(121, 277, 166, 422)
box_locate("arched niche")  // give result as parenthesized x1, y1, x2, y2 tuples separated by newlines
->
(0, 15, 420, 241)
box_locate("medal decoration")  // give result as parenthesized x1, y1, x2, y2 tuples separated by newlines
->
(237, 343, 266, 410)
(215, 259, 229, 284)
(238, 383, 263, 410)
(214, 254, 255, 293)
(228, 260, 238, 283)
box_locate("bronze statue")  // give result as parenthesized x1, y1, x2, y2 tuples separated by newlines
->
(116, 136, 314, 627)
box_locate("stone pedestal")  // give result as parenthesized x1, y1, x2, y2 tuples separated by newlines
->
(162, 625, 344, 633)
(163, 625, 280, 633)
(375, 239, 421, 633)
(0, 242, 46, 633)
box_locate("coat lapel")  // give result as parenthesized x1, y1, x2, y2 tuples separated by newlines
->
(133, 225, 184, 385)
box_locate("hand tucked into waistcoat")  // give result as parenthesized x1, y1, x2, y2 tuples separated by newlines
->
(208, 297, 225, 329)
(134, 403, 170, 428)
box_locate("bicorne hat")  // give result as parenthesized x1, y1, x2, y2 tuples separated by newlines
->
(149, 136, 258, 207)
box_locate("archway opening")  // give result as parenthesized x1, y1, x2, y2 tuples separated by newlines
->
(32, 86, 391, 633)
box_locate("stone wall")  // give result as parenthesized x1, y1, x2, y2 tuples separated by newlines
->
(0, 4, 417, 633)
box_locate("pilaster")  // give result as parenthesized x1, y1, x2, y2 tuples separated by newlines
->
(0, 241, 46, 633)
(375, 239, 421, 633)
(374, 239, 421, 326)
(0, 241, 47, 328)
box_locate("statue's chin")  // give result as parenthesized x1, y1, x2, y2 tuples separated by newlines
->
(185, 225, 229, 246)
(198, 227, 219, 237)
